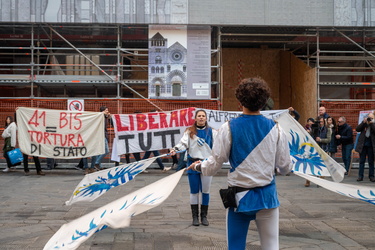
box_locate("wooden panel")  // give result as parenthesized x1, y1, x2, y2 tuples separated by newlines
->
(91, 55, 100, 75)
(66, 55, 74, 75)
(222, 48, 280, 111)
(222, 49, 316, 125)
(130, 52, 148, 79)
(279, 51, 291, 109)
(290, 54, 316, 125)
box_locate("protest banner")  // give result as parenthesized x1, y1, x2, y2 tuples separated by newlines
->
(44, 169, 185, 250)
(111, 107, 282, 156)
(111, 107, 196, 155)
(17, 107, 105, 159)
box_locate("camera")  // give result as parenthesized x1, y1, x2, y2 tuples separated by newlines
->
(311, 120, 320, 139)
(367, 117, 372, 122)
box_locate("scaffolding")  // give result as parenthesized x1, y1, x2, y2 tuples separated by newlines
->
(0, 23, 221, 101)
(1, 24, 375, 119)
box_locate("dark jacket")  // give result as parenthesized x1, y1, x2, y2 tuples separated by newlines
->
(355, 121, 375, 154)
(290, 110, 300, 121)
(104, 115, 112, 140)
(336, 123, 353, 146)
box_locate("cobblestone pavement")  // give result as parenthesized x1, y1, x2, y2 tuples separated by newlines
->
(0, 164, 374, 250)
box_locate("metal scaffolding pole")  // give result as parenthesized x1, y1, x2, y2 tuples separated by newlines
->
(31, 24, 35, 98)
(47, 24, 164, 111)
(117, 25, 121, 98)
(334, 28, 375, 60)
(317, 28, 320, 107)
(218, 26, 223, 110)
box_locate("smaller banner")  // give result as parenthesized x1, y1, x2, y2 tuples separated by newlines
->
(112, 107, 196, 155)
(44, 169, 185, 250)
(16, 107, 105, 159)
(295, 172, 375, 205)
(65, 157, 156, 205)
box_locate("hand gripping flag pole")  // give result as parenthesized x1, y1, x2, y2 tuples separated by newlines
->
(45, 169, 185, 250)
(65, 150, 185, 206)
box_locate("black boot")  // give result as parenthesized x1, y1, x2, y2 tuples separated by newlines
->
(200, 205, 209, 226)
(191, 205, 200, 226)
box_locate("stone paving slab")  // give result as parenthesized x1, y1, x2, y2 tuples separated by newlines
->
(0, 165, 374, 249)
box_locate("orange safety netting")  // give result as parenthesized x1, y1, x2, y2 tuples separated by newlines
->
(0, 98, 220, 162)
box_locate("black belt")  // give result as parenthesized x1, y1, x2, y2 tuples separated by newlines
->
(189, 157, 202, 162)
(229, 186, 255, 193)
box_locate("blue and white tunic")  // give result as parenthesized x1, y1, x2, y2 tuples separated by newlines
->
(174, 126, 216, 174)
(201, 114, 292, 213)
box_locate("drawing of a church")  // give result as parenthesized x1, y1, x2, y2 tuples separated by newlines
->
(148, 32, 187, 98)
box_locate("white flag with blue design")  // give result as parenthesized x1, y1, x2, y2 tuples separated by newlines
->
(45, 169, 185, 250)
(295, 172, 375, 205)
(275, 112, 347, 182)
(65, 157, 156, 206)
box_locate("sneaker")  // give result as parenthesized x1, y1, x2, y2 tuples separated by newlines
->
(2, 168, 10, 173)
(84, 168, 96, 174)
(143, 170, 149, 173)
(37, 171, 46, 176)
(171, 163, 178, 170)
(162, 166, 171, 172)
(94, 164, 100, 171)
(73, 165, 83, 171)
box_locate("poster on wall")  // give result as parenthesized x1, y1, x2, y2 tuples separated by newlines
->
(148, 25, 211, 100)
(68, 99, 84, 111)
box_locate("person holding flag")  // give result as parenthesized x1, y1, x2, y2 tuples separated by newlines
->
(189, 77, 292, 250)
(170, 109, 216, 226)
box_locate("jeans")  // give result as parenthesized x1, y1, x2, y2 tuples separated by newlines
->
(91, 138, 109, 168)
(358, 145, 374, 178)
(82, 158, 89, 169)
(142, 151, 164, 169)
(46, 158, 56, 169)
(115, 153, 141, 166)
(341, 144, 354, 172)
(176, 151, 187, 171)
(23, 154, 42, 172)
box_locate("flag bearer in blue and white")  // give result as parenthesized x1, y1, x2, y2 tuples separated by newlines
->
(170, 110, 216, 226)
(189, 78, 292, 250)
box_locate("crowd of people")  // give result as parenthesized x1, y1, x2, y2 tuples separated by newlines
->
(304, 106, 375, 184)
(2, 77, 373, 250)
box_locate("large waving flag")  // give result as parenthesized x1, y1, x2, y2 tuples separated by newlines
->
(276, 112, 346, 182)
(65, 157, 156, 206)
(45, 169, 185, 250)
(295, 172, 375, 205)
